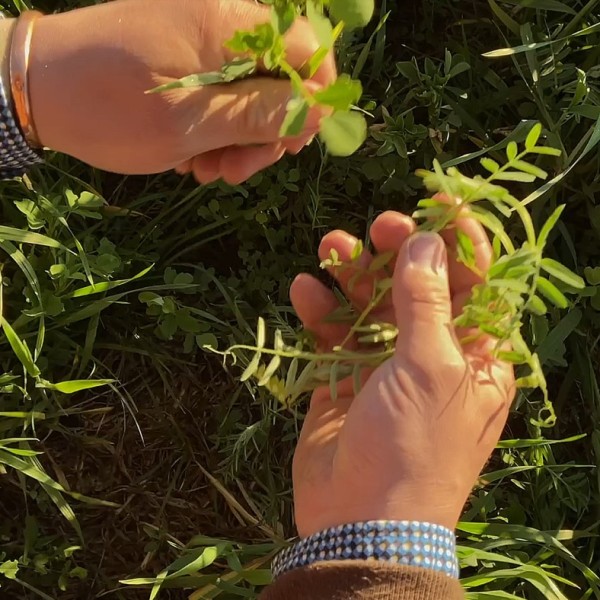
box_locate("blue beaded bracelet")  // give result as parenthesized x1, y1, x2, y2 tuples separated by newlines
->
(272, 520, 460, 580)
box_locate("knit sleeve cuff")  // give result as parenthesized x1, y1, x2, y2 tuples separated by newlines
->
(261, 562, 465, 600)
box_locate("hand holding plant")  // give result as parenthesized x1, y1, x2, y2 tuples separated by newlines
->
(29, 0, 337, 181)
(289, 212, 516, 536)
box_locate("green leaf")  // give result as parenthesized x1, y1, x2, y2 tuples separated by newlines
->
(240, 569, 273, 585)
(530, 146, 562, 156)
(512, 160, 548, 180)
(329, 0, 375, 29)
(506, 141, 518, 161)
(148, 58, 257, 93)
(319, 111, 367, 157)
(256, 317, 266, 349)
(481, 157, 500, 173)
(314, 75, 362, 111)
(44, 379, 114, 394)
(165, 545, 225, 580)
(526, 295, 548, 315)
(196, 333, 218, 350)
(0, 226, 62, 248)
(487, 0, 519, 34)
(540, 259, 585, 289)
(584, 266, 600, 286)
(175, 310, 202, 334)
(525, 122, 543, 150)
(307, 46, 331, 78)
(497, 351, 528, 364)
(279, 98, 309, 137)
(68, 265, 154, 298)
(0, 560, 19, 580)
(307, 1, 333, 47)
(241, 353, 261, 382)
(456, 229, 476, 269)
(537, 277, 569, 309)
(0, 317, 40, 377)
(0, 450, 117, 507)
(258, 356, 281, 386)
(271, 3, 296, 36)
(351, 239, 364, 261)
(492, 171, 537, 183)
(537, 205, 565, 248)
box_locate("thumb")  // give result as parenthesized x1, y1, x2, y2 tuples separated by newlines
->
(198, 78, 325, 149)
(393, 232, 463, 364)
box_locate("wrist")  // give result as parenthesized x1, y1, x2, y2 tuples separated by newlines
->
(0, 18, 15, 88)
(296, 487, 464, 538)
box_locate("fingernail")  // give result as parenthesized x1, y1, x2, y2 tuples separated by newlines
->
(407, 232, 446, 274)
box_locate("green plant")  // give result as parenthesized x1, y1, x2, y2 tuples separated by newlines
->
(220, 124, 585, 429)
(150, 0, 375, 157)
(122, 536, 278, 600)
(4, 0, 600, 598)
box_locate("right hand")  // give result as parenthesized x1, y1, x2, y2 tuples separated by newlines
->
(290, 210, 515, 538)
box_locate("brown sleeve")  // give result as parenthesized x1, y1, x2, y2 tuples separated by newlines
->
(260, 562, 465, 600)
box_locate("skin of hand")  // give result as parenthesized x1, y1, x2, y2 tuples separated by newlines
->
(27, 0, 336, 183)
(290, 210, 516, 538)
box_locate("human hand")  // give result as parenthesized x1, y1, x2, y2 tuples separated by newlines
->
(290, 210, 515, 538)
(28, 0, 335, 182)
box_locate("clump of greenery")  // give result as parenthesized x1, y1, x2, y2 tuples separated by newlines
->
(221, 124, 584, 428)
(150, 0, 375, 157)
(4, 0, 600, 598)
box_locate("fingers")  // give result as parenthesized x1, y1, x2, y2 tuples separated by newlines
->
(392, 232, 464, 365)
(284, 132, 316, 155)
(220, 0, 337, 87)
(317, 213, 415, 317)
(318, 230, 376, 312)
(175, 159, 193, 175)
(370, 211, 416, 260)
(290, 273, 351, 350)
(191, 142, 287, 185)
(187, 77, 326, 151)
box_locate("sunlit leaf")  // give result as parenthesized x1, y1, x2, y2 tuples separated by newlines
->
(537, 277, 569, 309)
(314, 75, 362, 111)
(0, 317, 40, 377)
(0, 226, 62, 248)
(280, 97, 309, 137)
(41, 379, 114, 394)
(319, 111, 367, 156)
(525, 122, 543, 150)
(481, 157, 500, 173)
(329, 0, 375, 29)
(148, 58, 257, 93)
(540, 259, 585, 289)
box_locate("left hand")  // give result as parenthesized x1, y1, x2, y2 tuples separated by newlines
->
(28, 0, 336, 183)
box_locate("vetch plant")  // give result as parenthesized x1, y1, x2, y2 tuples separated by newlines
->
(219, 123, 585, 428)
(149, 0, 375, 157)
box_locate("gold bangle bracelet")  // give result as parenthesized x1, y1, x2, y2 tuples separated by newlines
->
(10, 10, 43, 148)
